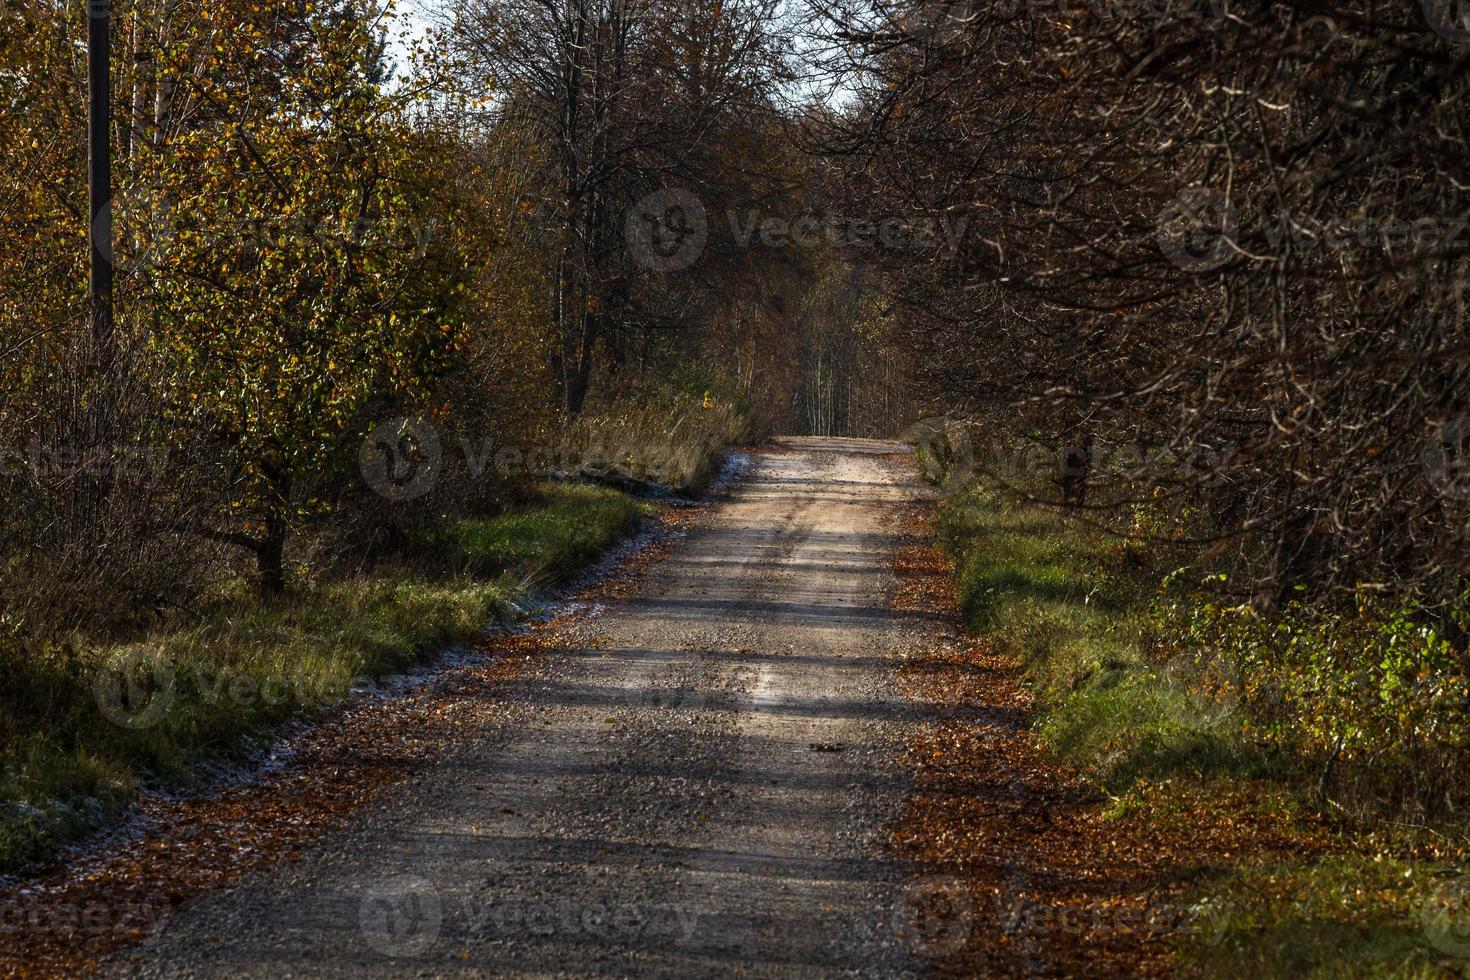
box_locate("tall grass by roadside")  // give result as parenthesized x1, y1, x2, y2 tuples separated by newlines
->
(0, 483, 649, 875)
(449, 482, 652, 584)
(932, 470, 1470, 978)
(562, 368, 762, 495)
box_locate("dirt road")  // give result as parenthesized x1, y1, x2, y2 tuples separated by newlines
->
(115, 437, 930, 977)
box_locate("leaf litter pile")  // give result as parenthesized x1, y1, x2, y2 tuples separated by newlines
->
(885, 503, 1326, 977)
(0, 490, 719, 979)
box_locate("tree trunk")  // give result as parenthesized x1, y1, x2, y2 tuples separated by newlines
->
(255, 471, 290, 596)
(256, 529, 285, 596)
(565, 371, 590, 416)
(1059, 434, 1093, 510)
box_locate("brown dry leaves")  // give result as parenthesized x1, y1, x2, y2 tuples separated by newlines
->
(886, 503, 1328, 978)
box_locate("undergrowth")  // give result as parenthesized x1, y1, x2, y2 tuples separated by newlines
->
(0, 482, 648, 875)
(562, 366, 762, 494)
(938, 482, 1262, 792)
(934, 474, 1470, 978)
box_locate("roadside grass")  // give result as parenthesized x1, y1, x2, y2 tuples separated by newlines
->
(450, 481, 653, 584)
(0, 482, 649, 875)
(934, 478, 1470, 978)
(1184, 855, 1467, 979)
(938, 483, 1262, 792)
(563, 368, 762, 495)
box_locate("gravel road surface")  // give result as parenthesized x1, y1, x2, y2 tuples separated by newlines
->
(116, 437, 929, 978)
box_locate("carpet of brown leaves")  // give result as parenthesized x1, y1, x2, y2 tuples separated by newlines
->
(887, 503, 1329, 978)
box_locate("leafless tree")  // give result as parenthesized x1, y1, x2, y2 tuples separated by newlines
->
(448, 0, 792, 413)
(805, 0, 1470, 621)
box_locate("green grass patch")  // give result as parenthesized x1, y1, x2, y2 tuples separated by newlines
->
(0, 482, 648, 874)
(450, 482, 653, 585)
(1181, 855, 1470, 979)
(938, 483, 1260, 791)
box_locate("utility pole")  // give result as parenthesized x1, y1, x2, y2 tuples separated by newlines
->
(88, 0, 113, 370)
